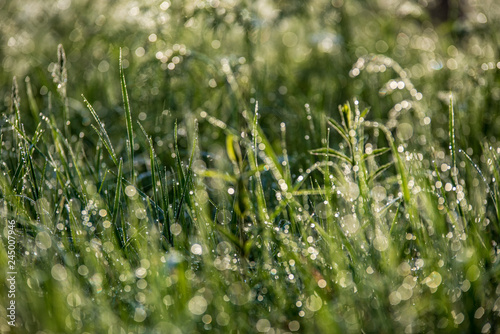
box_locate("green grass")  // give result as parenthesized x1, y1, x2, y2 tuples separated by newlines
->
(1, 1, 500, 333)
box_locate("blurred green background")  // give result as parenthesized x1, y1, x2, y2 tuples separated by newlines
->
(2, 0, 500, 161)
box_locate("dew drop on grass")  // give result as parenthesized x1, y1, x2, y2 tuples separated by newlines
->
(137, 279, 147, 289)
(451, 240, 461, 252)
(342, 214, 359, 235)
(453, 312, 465, 325)
(134, 308, 147, 322)
(461, 279, 471, 292)
(389, 291, 401, 305)
(228, 282, 250, 305)
(66, 292, 82, 307)
(125, 185, 137, 197)
(305, 294, 322, 312)
(135, 267, 147, 278)
(78, 265, 89, 276)
(216, 312, 230, 326)
(216, 241, 232, 255)
(35, 231, 52, 250)
(103, 241, 114, 253)
(398, 262, 411, 276)
(397, 123, 413, 141)
(337, 270, 353, 288)
(372, 185, 387, 202)
(163, 295, 173, 307)
(424, 271, 442, 288)
(318, 279, 327, 288)
(51, 264, 68, 281)
(256, 319, 271, 332)
(481, 323, 492, 333)
(397, 284, 413, 300)
(288, 320, 300, 332)
(340, 182, 360, 201)
(191, 243, 203, 255)
(466, 265, 480, 282)
(202, 314, 212, 324)
(315, 202, 331, 219)
(135, 208, 147, 220)
(170, 223, 182, 236)
(475, 307, 485, 319)
(373, 234, 389, 252)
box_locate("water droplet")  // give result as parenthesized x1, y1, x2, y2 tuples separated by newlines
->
(228, 282, 250, 305)
(466, 265, 480, 282)
(305, 294, 322, 312)
(66, 292, 82, 307)
(35, 231, 52, 250)
(125, 185, 137, 197)
(342, 214, 359, 235)
(315, 202, 331, 219)
(51, 264, 68, 281)
(135, 267, 147, 278)
(256, 319, 271, 332)
(424, 271, 442, 288)
(372, 185, 387, 202)
(397, 123, 413, 141)
(373, 234, 389, 251)
(78, 265, 89, 276)
(134, 308, 147, 322)
(170, 223, 182, 236)
(191, 243, 203, 255)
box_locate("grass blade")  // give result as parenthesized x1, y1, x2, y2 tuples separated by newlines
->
(367, 161, 394, 183)
(25, 77, 41, 124)
(460, 149, 498, 215)
(449, 94, 456, 177)
(309, 147, 353, 165)
(82, 95, 118, 165)
(113, 159, 125, 247)
(174, 133, 198, 225)
(137, 121, 159, 218)
(327, 117, 350, 144)
(120, 48, 135, 182)
(361, 147, 390, 161)
(365, 121, 410, 203)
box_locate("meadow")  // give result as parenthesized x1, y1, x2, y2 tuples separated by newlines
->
(1, 0, 500, 332)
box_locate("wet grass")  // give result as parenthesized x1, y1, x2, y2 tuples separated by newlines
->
(1, 1, 500, 333)
(1, 52, 500, 333)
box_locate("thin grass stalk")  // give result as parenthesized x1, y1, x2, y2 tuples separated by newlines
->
(119, 49, 135, 183)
